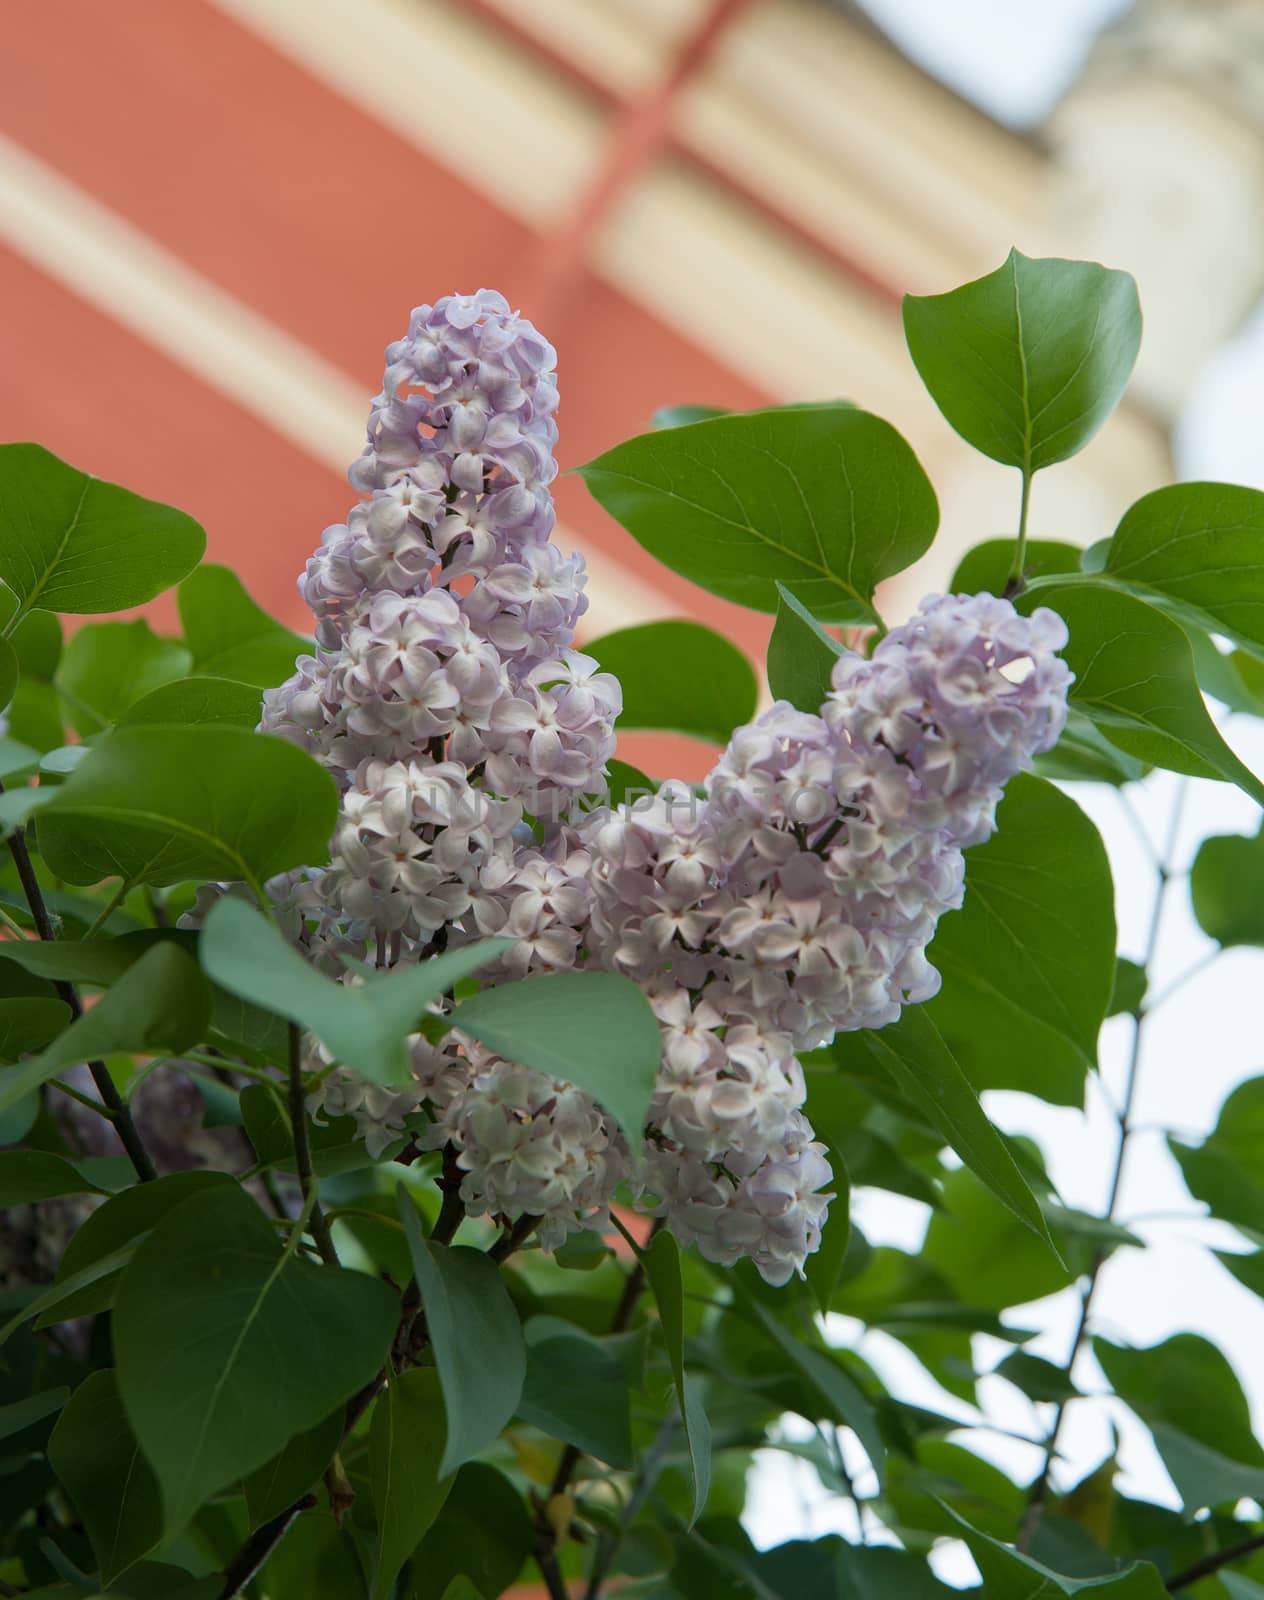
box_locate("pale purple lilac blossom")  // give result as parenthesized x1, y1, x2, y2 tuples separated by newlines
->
(226, 291, 1072, 1285)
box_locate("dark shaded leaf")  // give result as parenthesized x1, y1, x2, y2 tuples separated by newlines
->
(0, 945, 210, 1116)
(517, 1331, 633, 1468)
(369, 1368, 454, 1600)
(47, 1371, 161, 1583)
(397, 1192, 525, 1476)
(114, 1182, 398, 1530)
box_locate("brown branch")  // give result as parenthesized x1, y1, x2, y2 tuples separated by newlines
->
(217, 1493, 317, 1599)
(533, 1221, 660, 1596)
(1167, 1530, 1264, 1592)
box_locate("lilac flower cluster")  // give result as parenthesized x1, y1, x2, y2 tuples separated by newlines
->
(241, 289, 1072, 1285)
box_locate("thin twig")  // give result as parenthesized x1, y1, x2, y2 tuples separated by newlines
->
(489, 1212, 540, 1263)
(1, 785, 157, 1183)
(432, 1144, 466, 1245)
(81, 878, 130, 940)
(217, 1494, 317, 1599)
(534, 1220, 661, 1595)
(1018, 781, 1186, 1551)
(286, 1022, 339, 1267)
(1167, 1529, 1264, 1591)
(583, 1415, 679, 1600)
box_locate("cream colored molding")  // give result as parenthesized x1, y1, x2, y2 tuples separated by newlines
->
(0, 132, 667, 637)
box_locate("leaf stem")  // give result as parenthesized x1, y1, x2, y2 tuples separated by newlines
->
(1005, 468, 1033, 596)
(1017, 780, 1186, 1550)
(286, 1021, 339, 1267)
(0, 780, 157, 1183)
(81, 878, 131, 940)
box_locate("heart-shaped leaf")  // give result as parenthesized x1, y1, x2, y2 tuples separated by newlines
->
(0, 443, 205, 618)
(114, 1182, 398, 1531)
(579, 404, 938, 624)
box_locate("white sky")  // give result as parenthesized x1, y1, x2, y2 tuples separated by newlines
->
(746, 0, 1264, 1583)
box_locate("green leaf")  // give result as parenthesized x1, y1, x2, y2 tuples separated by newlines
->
(994, 1350, 1080, 1406)
(253, 1510, 365, 1599)
(945, 1503, 1167, 1597)
(0, 944, 211, 1117)
(903, 250, 1141, 472)
(0, 635, 17, 714)
(9, 724, 340, 894)
(925, 1167, 1072, 1311)
(1170, 1077, 1264, 1236)
(651, 404, 729, 429)
(408, 1462, 533, 1600)
(0, 997, 75, 1062)
(1095, 1333, 1264, 1476)
(54, 621, 191, 735)
(113, 1182, 398, 1531)
(118, 676, 263, 730)
(0, 444, 206, 618)
(643, 1229, 711, 1521)
(1032, 584, 1264, 804)
(744, 1300, 885, 1490)
(950, 538, 1082, 595)
(578, 404, 938, 624)
(516, 1330, 633, 1468)
(585, 621, 756, 746)
(177, 564, 309, 687)
(803, 1139, 851, 1316)
(603, 758, 655, 809)
(0, 1386, 68, 1441)
(1108, 959, 1147, 1018)
(5, 607, 65, 751)
(921, 775, 1116, 1105)
(397, 1192, 526, 1476)
(201, 897, 510, 1085)
(0, 1241, 141, 1347)
(451, 971, 660, 1150)
(1035, 710, 1149, 788)
(767, 585, 845, 713)
(238, 1083, 388, 1177)
(43, 1172, 236, 1326)
(1147, 1422, 1264, 1513)
(1224, 1576, 1264, 1600)
(1104, 482, 1264, 659)
(1219, 1244, 1264, 1298)
(1190, 827, 1264, 948)
(836, 1546, 960, 1599)
(369, 1368, 454, 1600)
(0, 1150, 110, 1207)
(47, 1372, 161, 1583)
(242, 1410, 342, 1529)
(851, 1006, 1054, 1248)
